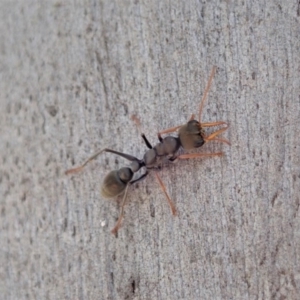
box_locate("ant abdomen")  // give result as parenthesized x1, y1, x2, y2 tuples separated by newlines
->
(101, 168, 133, 198)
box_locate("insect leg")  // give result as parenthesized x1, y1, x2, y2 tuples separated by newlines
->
(130, 171, 148, 184)
(141, 134, 153, 149)
(203, 127, 230, 145)
(131, 114, 153, 149)
(111, 171, 149, 235)
(157, 66, 216, 143)
(201, 121, 228, 128)
(111, 184, 130, 235)
(198, 66, 217, 123)
(65, 148, 140, 175)
(155, 172, 177, 215)
(176, 152, 223, 159)
(157, 124, 183, 142)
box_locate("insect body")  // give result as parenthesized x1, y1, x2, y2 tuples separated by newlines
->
(65, 66, 229, 235)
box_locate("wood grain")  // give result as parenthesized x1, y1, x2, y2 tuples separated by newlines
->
(1, 1, 300, 299)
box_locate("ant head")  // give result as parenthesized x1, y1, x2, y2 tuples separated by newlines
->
(186, 120, 201, 133)
(178, 120, 205, 150)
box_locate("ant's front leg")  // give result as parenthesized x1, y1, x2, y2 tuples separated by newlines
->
(203, 127, 230, 145)
(177, 152, 223, 160)
(157, 112, 197, 142)
(157, 124, 183, 142)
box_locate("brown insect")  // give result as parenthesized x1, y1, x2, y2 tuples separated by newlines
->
(65, 66, 229, 235)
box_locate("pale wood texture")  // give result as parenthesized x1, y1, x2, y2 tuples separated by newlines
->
(1, 1, 300, 299)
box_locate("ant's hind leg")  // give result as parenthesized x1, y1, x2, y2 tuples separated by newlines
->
(111, 172, 148, 235)
(141, 134, 153, 149)
(155, 172, 177, 215)
(65, 148, 140, 175)
(158, 113, 196, 141)
(65, 149, 108, 175)
(111, 184, 130, 235)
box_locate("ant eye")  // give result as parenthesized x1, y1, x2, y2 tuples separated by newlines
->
(187, 120, 200, 132)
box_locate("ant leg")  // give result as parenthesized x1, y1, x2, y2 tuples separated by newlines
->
(158, 124, 182, 135)
(131, 114, 141, 128)
(155, 172, 177, 215)
(158, 112, 196, 141)
(158, 125, 183, 135)
(65, 148, 140, 175)
(203, 127, 230, 145)
(130, 171, 148, 184)
(201, 121, 228, 128)
(131, 114, 153, 149)
(111, 171, 148, 235)
(177, 152, 223, 159)
(111, 184, 130, 235)
(199, 66, 217, 123)
(141, 134, 153, 149)
(157, 65, 217, 143)
(157, 124, 183, 142)
(188, 114, 195, 121)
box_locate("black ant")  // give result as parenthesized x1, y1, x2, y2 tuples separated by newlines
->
(65, 66, 229, 235)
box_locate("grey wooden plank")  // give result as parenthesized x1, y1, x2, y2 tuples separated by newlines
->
(1, 1, 300, 299)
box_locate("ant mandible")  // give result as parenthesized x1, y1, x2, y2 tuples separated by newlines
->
(65, 66, 229, 235)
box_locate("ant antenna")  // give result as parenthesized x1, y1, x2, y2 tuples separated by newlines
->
(198, 66, 217, 123)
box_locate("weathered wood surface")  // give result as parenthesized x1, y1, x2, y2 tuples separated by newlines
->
(1, 1, 300, 299)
